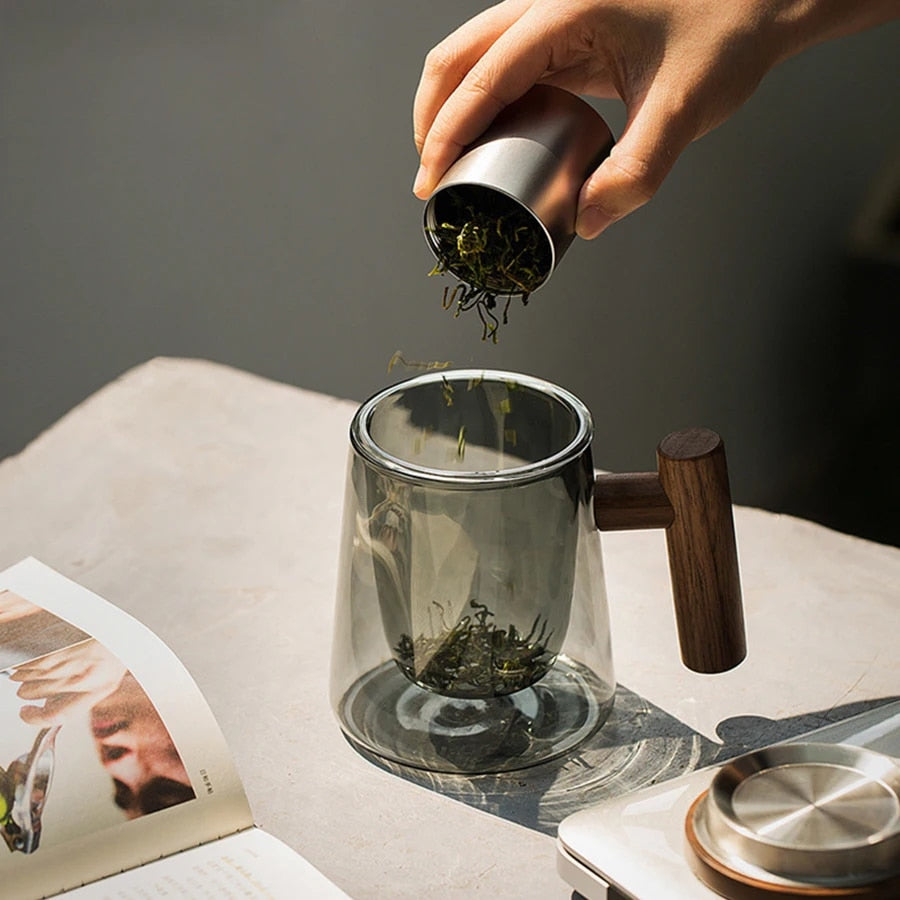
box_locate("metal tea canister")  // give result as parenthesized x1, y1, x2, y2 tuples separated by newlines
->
(423, 85, 615, 293)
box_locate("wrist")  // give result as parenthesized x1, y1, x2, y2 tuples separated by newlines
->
(766, 0, 900, 64)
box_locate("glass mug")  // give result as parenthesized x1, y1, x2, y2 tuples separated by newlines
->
(330, 370, 745, 774)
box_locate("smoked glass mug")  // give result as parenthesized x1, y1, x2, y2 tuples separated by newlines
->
(330, 370, 745, 774)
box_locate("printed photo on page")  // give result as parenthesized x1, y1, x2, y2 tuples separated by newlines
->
(0, 589, 196, 856)
(0, 558, 347, 900)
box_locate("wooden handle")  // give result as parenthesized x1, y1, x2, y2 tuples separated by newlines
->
(594, 472, 674, 530)
(593, 428, 747, 674)
(657, 428, 746, 673)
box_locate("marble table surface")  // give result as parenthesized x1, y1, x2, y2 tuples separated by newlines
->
(1, 358, 897, 899)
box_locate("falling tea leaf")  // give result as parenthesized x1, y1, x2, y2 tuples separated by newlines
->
(388, 351, 453, 374)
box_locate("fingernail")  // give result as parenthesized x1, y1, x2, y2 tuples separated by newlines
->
(576, 206, 615, 240)
(412, 164, 429, 198)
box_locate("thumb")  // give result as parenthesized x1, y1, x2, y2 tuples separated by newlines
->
(576, 88, 695, 239)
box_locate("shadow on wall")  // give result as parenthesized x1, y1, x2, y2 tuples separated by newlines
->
(777, 151, 900, 546)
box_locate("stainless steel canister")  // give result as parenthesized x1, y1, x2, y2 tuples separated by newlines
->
(423, 85, 614, 292)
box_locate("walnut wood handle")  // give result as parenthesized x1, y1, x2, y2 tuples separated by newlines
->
(594, 428, 747, 674)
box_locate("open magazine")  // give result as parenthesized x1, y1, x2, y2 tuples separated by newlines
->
(0, 558, 348, 899)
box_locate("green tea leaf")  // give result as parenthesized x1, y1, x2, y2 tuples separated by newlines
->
(428, 186, 550, 342)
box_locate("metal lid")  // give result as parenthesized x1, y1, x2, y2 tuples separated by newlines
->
(687, 742, 900, 891)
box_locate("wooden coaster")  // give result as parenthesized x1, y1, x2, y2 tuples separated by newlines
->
(684, 791, 900, 900)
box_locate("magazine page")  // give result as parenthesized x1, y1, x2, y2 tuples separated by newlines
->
(0, 558, 254, 899)
(65, 827, 349, 898)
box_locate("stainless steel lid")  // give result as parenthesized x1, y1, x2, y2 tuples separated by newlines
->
(687, 742, 900, 891)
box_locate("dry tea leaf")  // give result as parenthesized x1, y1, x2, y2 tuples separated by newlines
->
(428, 186, 550, 343)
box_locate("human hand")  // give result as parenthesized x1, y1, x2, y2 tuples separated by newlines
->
(9, 639, 128, 726)
(0, 590, 42, 624)
(413, 0, 897, 237)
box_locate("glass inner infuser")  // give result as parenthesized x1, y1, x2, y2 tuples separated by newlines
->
(330, 370, 615, 774)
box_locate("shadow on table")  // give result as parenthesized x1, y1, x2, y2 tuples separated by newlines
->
(348, 686, 900, 836)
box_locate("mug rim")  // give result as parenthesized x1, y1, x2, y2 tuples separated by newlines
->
(350, 368, 593, 488)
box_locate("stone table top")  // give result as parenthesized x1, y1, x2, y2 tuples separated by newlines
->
(1, 357, 897, 899)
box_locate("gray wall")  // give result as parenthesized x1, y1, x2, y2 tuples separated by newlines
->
(2, 2, 898, 542)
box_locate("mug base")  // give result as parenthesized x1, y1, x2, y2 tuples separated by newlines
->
(337, 655, 614, 775)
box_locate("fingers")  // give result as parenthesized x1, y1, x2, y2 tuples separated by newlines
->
(14, 666, 123, 699)
(14, 675, 95, 700)
(414, 3, 557, 198)
(413, 1, 734, 236)
(19, 692, 90, 727)
(413, 1, 526, 154)
(12, 646, 126, 700)
(576, 84, 695, 238)
(10, 658, 77, 693)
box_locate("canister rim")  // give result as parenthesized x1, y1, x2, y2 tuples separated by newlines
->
(423, 170, 557, 294)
